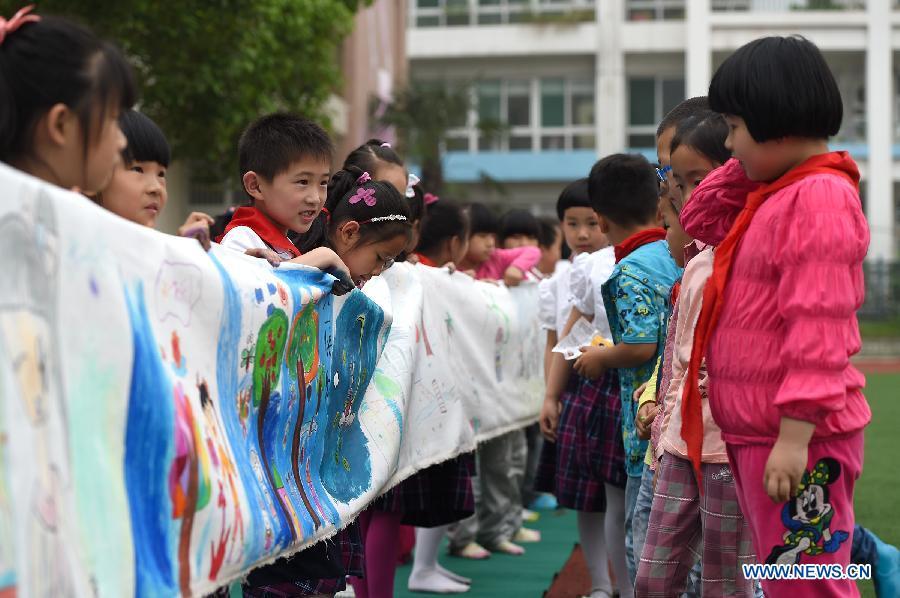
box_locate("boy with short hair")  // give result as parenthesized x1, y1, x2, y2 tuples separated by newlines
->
(629, 97, 712, 593)
(217, 112, 350, 282)
(573, 154, 681, 588)
(224, 112, 356, 597)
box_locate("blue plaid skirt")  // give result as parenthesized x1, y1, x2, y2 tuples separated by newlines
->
(536, 369, 626, 512)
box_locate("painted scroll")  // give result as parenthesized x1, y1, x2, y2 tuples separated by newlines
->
(0, 163, 542, 596)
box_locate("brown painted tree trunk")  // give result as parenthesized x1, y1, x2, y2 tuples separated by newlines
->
(292, 355, 321, 529)
(178, 420, 199, 596)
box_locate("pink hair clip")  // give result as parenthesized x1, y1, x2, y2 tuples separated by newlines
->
(349, 187, 377, 207)
(0, 5, 40, 46)
(356, 171, 371, 185)
(424, 193, 440, 206)
(380, 142, 391, 148)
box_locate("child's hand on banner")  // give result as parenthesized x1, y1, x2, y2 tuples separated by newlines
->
(327, 268, 356, 296)
(178, 212, 215, 251)
(245, 248, 282, 267)
(503, 266, 525, 287)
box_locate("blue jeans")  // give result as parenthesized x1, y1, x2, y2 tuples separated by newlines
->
(631, 465, 655, 584)
(624, 471, 643, 584)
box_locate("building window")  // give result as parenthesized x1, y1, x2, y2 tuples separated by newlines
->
(410, 0, 594, 27)
(445, 77, 595, 152)
(626, 0, 685, 20)
(627, 76, 685, 148)
(711, 0, 865, 12)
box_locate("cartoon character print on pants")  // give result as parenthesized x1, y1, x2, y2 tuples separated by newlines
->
(765, 458, 850, 565)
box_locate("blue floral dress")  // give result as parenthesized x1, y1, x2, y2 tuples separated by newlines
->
(601, 240, 681, 477)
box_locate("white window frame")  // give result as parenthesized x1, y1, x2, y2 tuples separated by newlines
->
(444, 77, 596, 152)
(626, 0, 685, 20)
(409, 0, 595, 28)
(711, 0, 864, 11)
(626, 75, 685, 148)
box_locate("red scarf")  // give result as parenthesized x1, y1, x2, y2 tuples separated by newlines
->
(414, 253, 437, 267)
(614, 228, 667, 263)
(670, 281, 681, 307)
(216, 206, 300, 258)
(679, 152, 859, 486)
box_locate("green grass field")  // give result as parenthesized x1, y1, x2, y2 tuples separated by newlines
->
(393, 372, 899, 597)
(859, 318, 900, 339)
(855, 372, 899, 597)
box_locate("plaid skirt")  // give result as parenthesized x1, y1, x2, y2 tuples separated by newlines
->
(243, 521, 363, 597)
(374, 453, 475, 527)
(535, 369, 627, 512)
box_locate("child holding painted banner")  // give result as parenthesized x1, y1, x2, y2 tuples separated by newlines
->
(297, 164, 412, 598)
(90, 109, 217, 245)
(217, 114, 352, 291)
(219, 115, 407, 597)
(536, 178, 625, 598)
(448, 203, 542, 559)
(495, 208, 549, 519)
(0, 7, 136, 197)
(387, 198, 479, 595)
(299, 140, 446, 598)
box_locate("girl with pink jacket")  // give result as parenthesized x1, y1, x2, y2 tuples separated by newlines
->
(679, 36, 870, 598)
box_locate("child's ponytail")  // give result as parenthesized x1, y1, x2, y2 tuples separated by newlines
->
(344, 139, 404, 174)
(0, 11, 136, 164)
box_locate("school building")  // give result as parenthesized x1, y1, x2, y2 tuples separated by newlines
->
(406, 0, 899, 260)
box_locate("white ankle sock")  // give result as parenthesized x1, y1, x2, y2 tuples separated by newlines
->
(437, 564, 471, 585)
(411, 526, 472, 585)
(407, 568, 469, 594)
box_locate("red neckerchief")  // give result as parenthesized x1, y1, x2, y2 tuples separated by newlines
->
(216, 206, 300, 258)
(614, 227, 667, 263)
(680, 151, 860, 487)
(670, 281, 681, 306)
(414, 253, 437, 267)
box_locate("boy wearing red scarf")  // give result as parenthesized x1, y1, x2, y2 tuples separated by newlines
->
(217, 113, 349, 281)
(574, 154, 681, 590)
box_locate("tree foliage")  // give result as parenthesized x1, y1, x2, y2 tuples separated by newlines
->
(377, 82, 469, 193)
(2, 0, 366, 179)
(378, 81, 505, 194)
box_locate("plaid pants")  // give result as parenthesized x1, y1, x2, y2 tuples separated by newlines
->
(635, 452, 756, 597)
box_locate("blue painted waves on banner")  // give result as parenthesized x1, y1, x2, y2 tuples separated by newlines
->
(271, 268, 342, 534)
(209, 254, 275, 563)
(319, 290, 385, 503)
(123, 282, 177, 596)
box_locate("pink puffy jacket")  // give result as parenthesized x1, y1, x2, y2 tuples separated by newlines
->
(679, 158, 871, 445)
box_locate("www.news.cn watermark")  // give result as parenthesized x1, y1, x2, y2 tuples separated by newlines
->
(742, 563, 872, 581)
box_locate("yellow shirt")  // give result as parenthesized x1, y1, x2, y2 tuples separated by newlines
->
(638, 358, 661, 466)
